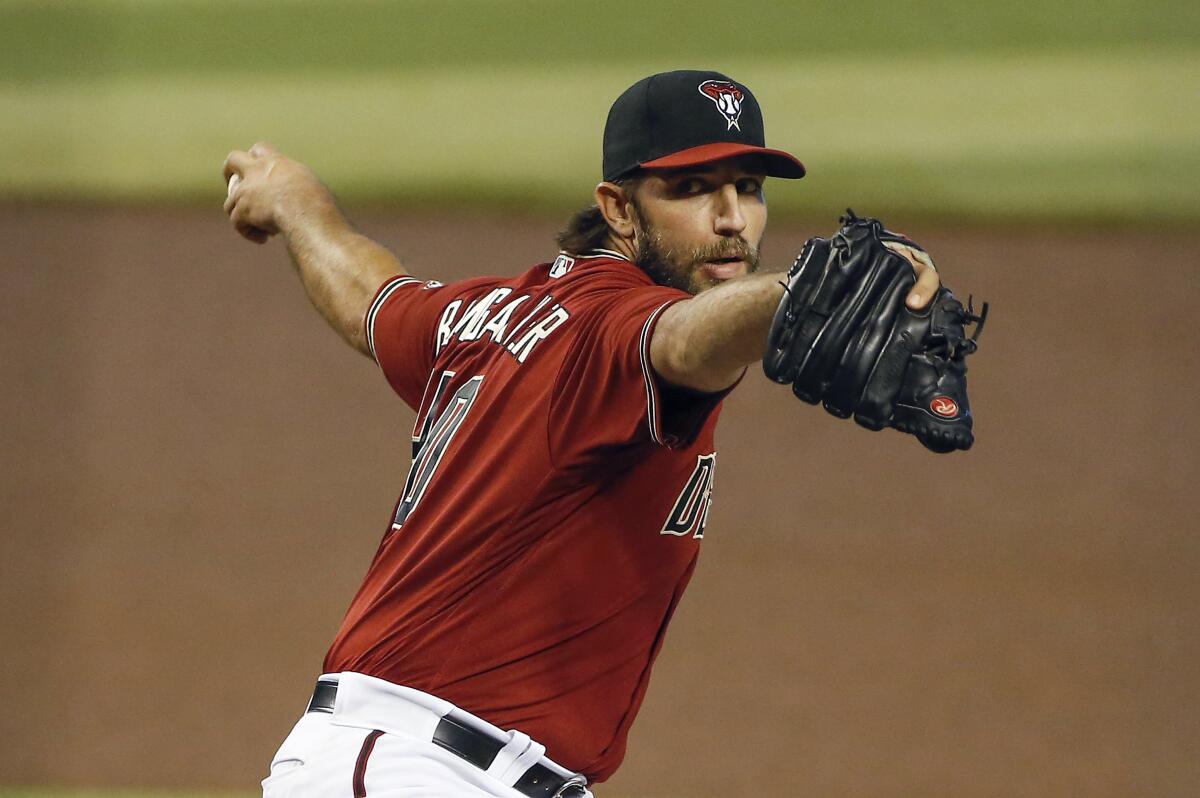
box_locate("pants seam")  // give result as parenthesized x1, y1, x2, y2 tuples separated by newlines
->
(352, 729, 385, 798)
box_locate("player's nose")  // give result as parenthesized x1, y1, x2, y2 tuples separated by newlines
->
(713, 184, 746, 236)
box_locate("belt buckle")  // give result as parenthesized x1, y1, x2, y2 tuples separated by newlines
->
(551, 775, 587, 797)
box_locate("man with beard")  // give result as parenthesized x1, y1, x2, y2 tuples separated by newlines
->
(223, 70, 939, 798)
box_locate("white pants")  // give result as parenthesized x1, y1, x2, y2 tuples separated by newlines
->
(261, 673, 593, 798)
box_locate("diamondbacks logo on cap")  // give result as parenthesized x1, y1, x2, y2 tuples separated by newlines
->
(698, 80, 744, 131)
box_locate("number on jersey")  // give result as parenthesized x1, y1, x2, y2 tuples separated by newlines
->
(392, 371, 484, 529)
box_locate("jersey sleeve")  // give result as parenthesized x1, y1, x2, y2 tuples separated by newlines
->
(549, 284, 733, 461)
(364, 275, 453, 409)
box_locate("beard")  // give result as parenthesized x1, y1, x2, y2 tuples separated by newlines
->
(630, 206, 761, 295)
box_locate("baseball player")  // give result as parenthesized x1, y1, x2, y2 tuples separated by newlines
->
(223, 70, 940, 798)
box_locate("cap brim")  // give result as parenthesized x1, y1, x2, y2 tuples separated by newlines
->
(640, 141, 806, 179)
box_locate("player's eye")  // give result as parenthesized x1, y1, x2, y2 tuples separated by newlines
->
(736, 177, 764, 195)
(675, 177, 709, 195)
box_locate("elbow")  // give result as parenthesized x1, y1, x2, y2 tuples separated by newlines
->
(350, 327, 373, 359)
(348, 303, 375, 359)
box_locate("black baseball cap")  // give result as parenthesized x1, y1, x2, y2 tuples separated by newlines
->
(602, 70, 806, 183)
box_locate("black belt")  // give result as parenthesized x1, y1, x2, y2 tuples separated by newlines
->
(307, 680, 587, 798)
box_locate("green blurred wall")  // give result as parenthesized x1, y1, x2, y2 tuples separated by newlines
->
(2, 0, 1198, 222)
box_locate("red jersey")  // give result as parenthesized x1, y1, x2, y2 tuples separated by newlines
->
(324, 250, 733, 782)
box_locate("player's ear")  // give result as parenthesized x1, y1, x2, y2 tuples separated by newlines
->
(594, 182, 637, 240)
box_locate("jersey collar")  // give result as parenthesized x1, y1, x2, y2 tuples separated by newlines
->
(576, 248, 632, 263)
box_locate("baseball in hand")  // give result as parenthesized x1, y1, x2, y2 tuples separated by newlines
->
(227, 173, 241, 198)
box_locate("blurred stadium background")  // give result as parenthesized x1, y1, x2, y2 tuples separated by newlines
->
(2, 1, 1197, 797)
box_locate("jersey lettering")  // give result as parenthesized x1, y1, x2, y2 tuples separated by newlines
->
(661, 453, 716, 539)
(393, 373, 484, 529)
(506, 305, 571, 363)
(456, 287, 513, 342)
(501, 296, 552, 343)
(434, 291, 570, 363)
(482, 294, 530, 343)
(436, 299, 465, 355)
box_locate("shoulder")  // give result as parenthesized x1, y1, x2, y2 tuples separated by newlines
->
(552, 251, 648, 288)
(551, 251, 686, 309)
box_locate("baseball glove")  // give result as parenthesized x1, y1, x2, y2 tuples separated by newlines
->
(762, 210, 988, 453)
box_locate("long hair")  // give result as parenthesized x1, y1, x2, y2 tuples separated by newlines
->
(555, 205, 610, 255)
(555, 177, 642, 255)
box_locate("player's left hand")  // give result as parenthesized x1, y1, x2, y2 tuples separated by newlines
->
(883, 240, 941, 310)
(762, 210, 986, 452)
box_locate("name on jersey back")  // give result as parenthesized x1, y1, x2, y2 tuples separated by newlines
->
(435, 287, 570, 363)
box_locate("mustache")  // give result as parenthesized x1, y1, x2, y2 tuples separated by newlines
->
(692, 237, 758, 264)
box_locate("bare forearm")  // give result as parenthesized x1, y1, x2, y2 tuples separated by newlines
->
(223, 144, 408, 358)
(651, 272, 785, 392)
(279, 200, 407, 356)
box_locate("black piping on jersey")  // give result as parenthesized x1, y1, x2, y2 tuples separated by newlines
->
(638, 302, 675, 446)
(366, 276, 422, 362)
(576, 248, 632, 262)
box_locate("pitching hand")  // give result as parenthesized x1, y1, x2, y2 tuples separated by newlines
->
(222, 142, 331, 244)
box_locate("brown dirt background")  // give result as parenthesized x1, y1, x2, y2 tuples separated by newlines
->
(1, 206, 1197, 797)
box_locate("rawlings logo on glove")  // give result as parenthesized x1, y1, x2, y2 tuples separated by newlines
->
(762, 210, 988, 453)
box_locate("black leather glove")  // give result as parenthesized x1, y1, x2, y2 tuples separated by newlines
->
(762, 210, 988, 452)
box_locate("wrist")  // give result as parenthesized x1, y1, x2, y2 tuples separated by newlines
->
(276, 181, 342, 239)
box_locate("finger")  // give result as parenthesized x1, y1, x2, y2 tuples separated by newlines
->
(235, 217, 270, 243)
(230, 202, 250, 235)
(225, 173, 242, 205)
(223, 150, 253, 182)
(906, 246, 936, 272)
(909, 259, 941, 309)
(883, 241, 933, 269)
(229, 201, 271, 242)
(885, 242, 939, 309)
(249, 141, 277, 157)
(230, 200, 252, 229)
(223, 187, 246, 216)
(239, 225, 268, 243)
(224, 181, 249, 214)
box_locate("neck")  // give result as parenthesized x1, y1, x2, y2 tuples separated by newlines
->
(603, 232, 638, 263)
